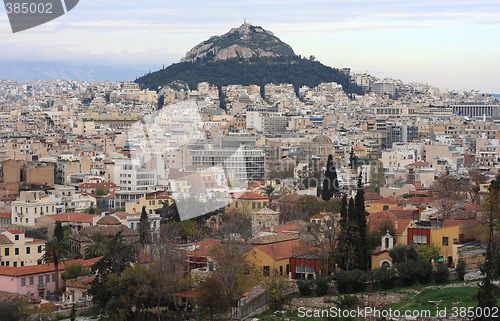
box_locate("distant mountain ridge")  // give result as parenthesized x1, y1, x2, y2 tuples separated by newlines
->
(135, 23, 363, 95)
(0, 62, 144, 83)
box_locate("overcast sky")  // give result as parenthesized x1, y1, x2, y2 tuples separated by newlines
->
(1, 0, 500, 92)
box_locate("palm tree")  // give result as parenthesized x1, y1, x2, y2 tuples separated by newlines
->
(84, 231, 109, 258)
(42, 237, 69, 298)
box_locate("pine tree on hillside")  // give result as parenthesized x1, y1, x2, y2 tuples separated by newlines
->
(322, 154, 339, 201)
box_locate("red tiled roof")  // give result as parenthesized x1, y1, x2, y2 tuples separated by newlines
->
(187, 239, 222, 258)
(0, 212, 11, 219)
(47, 213, 98, 223)
(174, 289, 197, 298)
(364, 192, 384, 201)
(7, 229, 23, 234)
(372, 197, 398, 204)
(230, 191, 269, 200)
(408, 161, 429, 167)
(256, 239, 303, 260)
(78, 182, 119, 189)
(0, 258, 100, 277)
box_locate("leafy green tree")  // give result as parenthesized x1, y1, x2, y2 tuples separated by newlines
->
(0, 299, 30, 321)
(322, 155, 339, 201)
(262, 184, 275, 197)
(156, 200, 180, 223)
(418, 243, 441, 262)
(25, 227, 48, 240)
(42, 237, 69, 296)
(84, 231, 109, 258)
(94, 186, 110, 196)
(372, 266, 397, 290)
(389, 244, 419, 265)
(88, 232, 138, 311)
(196, 275, 230, 321)
(332, 269, 366, 294)
(139, 206, 151, 246)
(264, 275, 292, 311)
(369, 160, 386, 193)
(54, 220, 64, 242)
(62, 263, 91, 281)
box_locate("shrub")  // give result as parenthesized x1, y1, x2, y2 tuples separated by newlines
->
(416, 261, 433, 285)
(372, 266, 397, 290)
(297, 279, 313, 296)
(397, 259, 419, 286)
(315, 276, 329, 296)
(334, 295, 359, 309)
(456, 260, 466, 281)
(433, 263, 449, 283)
(333, 269, 366, 294)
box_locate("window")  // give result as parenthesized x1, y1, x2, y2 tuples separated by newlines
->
(5, 248, 9, 256)
(15, 235, 19, 241)
(279, 266, 283, 276)
(252, 202, 256, 209)
(412, 234, 427, 244)
(21, 261, 24, 266)
(21, 278, 26, 286)
(38, 276, 43, 285)
(29, 277, 34, 285)
(6, 261, 9, 266)
(46, 275, 50, 283)
(38, 246, 42, 253)
(442, 237, 449, 246)
(52, 274, 55, 282)
(26, 247, 30, 254)
(263, 266, 270, 276)
(15, 248, 19, 255)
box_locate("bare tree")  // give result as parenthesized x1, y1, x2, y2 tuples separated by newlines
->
(430, 174, 471, 220)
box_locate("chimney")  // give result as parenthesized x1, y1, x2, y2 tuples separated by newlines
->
(394, 221, 399, 231)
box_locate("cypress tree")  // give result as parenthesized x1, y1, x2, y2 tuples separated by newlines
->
(355, 171, 369, 270)
(322, 154, 339, 201)
(139, 206, 151, 246)
(54, 221, 64, 241)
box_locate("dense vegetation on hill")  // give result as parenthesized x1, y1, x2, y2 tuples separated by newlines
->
(135, 57, 363, 95)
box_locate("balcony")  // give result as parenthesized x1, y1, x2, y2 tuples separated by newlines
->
(38, 283, 45, 289)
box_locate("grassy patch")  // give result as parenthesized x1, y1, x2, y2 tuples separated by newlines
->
(387, 287, 478, 313)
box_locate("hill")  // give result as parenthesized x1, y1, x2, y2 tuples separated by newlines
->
(135, 23, 363, 95)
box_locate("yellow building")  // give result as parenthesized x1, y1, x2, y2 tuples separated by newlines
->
(225, 192, 270, 217)
(430, 220, 477, 267)
(125, 192, 172, 214)
(0, 230, 45, 267)
(245, 239, 300, 278)
(12, 191, 57, 226)
(365, 198, 399, 214)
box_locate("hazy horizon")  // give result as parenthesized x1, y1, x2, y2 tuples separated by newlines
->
(1, 1, 500, 93)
